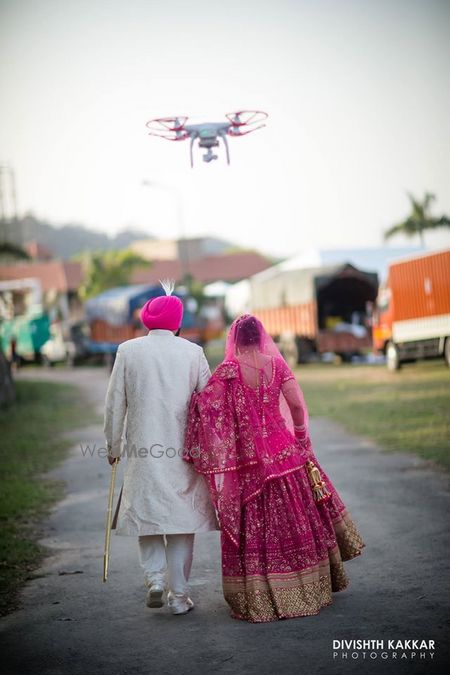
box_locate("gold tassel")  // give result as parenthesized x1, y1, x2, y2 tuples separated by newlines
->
(306, 460, 331, 504)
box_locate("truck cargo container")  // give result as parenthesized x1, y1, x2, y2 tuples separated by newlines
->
(250, 263, 378, 365)
(372, 249, 450, 370)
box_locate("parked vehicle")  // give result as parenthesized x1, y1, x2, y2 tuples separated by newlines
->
(372, 249, 450, 370)
(0, 312, 51, 364)
(249, 262, 378, 365)
(84, 284, 223, 365)
(40, 320, 92, 366)
(0, 276, 82, 366)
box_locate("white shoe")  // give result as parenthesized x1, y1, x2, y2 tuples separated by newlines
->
(146, 583, 165, 608)
(167, 592, 194, 615)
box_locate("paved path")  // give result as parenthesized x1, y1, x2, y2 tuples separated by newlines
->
(1, 366, 449, 675)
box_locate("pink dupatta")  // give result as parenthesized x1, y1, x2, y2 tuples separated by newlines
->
(184, 316, 311, 546)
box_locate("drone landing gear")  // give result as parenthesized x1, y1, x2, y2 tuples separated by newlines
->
(220, 132, 230, 165)
(190, 135, 195, 168)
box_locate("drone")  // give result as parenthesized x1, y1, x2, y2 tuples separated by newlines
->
(145, 110, 268, 167)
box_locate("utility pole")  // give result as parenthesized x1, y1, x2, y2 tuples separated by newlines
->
(0, 164, 5, 231)
(0, 166, 5, 242)
(10, 166, 18, 221)
(0, 164, 20, 245)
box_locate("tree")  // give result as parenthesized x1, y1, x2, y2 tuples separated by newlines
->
(384, 192, 450, 247)
(0, 345, 15, 407)
(77, 249, 148, 300)
(0, 242, 30, 262)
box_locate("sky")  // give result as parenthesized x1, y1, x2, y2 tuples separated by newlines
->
(0, 0, 449, 258)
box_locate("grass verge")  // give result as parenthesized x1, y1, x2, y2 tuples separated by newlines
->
(298, 360, 450, 469)
(0, 379, 99, 615)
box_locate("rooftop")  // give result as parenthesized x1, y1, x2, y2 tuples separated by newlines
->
(0, 260, 83, 292)
(132, 252, 271, 285)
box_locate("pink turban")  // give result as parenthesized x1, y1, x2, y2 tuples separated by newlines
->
(140, 290, 183, 331)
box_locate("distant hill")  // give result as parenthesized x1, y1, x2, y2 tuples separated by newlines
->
(0, 214, 152, 260)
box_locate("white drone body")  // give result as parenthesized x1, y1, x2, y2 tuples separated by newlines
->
(146, 111, 268, 167)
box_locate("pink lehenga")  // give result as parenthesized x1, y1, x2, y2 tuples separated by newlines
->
(184, 315, 365, 623)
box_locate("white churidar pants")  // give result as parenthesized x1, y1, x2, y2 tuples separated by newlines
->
(138, 534, 194, 595)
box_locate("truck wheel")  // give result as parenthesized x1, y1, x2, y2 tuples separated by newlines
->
(66, 353, 76, 367)
(444, 338, 450, 368)
(386, 341, 401, 371)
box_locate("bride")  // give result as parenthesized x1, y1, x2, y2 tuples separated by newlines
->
(184, 314, 365, 623)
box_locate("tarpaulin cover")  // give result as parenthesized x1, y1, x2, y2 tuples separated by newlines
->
(85, 285, 164, 326)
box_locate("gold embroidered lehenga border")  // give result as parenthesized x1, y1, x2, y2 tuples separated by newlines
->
(223, 512, 365, 623)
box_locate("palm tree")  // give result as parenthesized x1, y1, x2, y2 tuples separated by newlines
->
(77, 249, 148, 300)
(384, 192, 450, 247)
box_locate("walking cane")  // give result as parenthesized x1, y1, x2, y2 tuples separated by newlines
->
(103, 458, 118, 583)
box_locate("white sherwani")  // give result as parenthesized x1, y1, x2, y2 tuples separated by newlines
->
(104, 329, 218, 536)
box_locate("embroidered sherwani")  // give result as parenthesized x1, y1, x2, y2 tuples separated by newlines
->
(104, 329, 218, 536)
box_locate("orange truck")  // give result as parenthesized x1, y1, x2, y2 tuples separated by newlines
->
(372, 249, 450, 370)
(250, 262, 379, 365)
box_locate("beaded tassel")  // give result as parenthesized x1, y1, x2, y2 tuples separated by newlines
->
(258, 368, 269, 437)
(306, 460, 331, 504)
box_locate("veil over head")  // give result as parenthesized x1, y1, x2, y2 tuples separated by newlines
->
(225, 314, 309, 431)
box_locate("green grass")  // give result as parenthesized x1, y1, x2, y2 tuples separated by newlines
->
(0, 380, 99, 615)
(298, 360, 450, 469)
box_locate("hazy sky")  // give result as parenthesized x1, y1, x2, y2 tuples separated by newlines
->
(1, 0, 449, 257)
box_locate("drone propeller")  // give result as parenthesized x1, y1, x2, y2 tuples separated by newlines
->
(227, 124, 266, 138)
(146, 117, 190, 141)
(225, 110, 268, 127)
(146, 116, 188, 131)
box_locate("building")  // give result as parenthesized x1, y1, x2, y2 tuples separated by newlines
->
(0, 260, 83, 321)
(129, 236, 233, 263)
(24, 240, 54, 261)
(129, 239, 178, 261)
(276, 246, 425, 283)
(131, 252, 271, 286)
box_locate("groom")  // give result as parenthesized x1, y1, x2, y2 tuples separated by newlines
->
(104, 282, 217, 615)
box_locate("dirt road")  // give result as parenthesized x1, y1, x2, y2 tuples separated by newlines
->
(1, 366, 449, 674)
